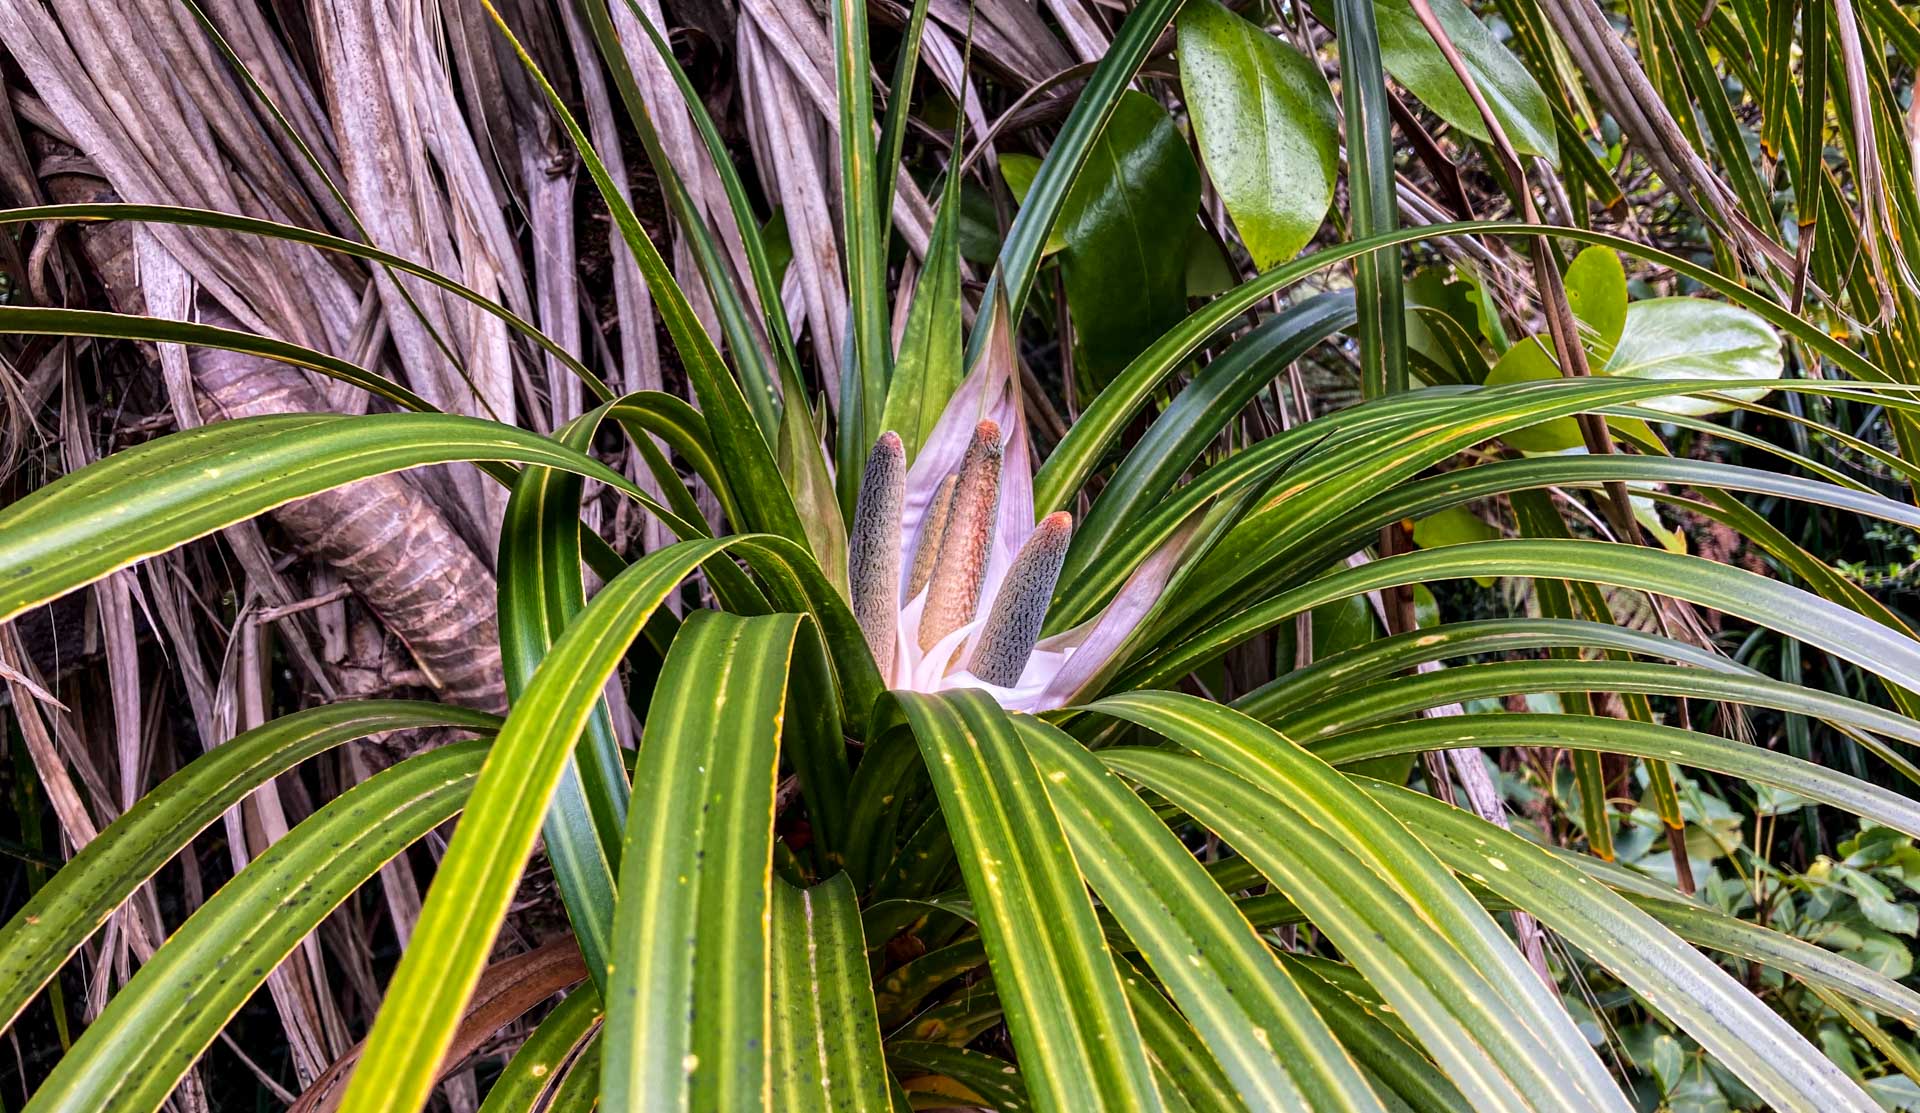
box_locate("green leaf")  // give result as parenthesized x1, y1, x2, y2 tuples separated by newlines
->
(1371, 0, 1559, 161)
(777, 393, 851, 597)
(770, 874, 894, 1113)
(831, 0, 891, 482)
(888, 1042, 1028, 1110)
(0, 412, 682, 626)
(1115, 961, 1254, 1113)
(979, 0, 1186, 341)
(888, 690, 1164, 1111)
(1602, 298, 1784, 416)
(1089, 692, 1627, 1112)
(1014, 718, 1388, 1111)
(883, 177, 967, 461)
(1481, 338, 1585, 452)
(1064, 293, 1354, 593)
(1133, 537, 1920, 699)
(1243, 616, 1736, 723)
(1279, 956, 1471, 1112)
(1101, 744, 1600, 1112)
(1564, 246, 1628, 361)
(1033, 218, 1900, 518)
(1411, 507, 1498, 587)
(498, 407, 638, 995)
(1368, 780, 1880, 1111)
(1058, 91, 1202, 387)
(478, 989, 603, 1113)
(1410, 506, 1500, 550)
(1268, 658, 1920, 754)
(999, 153, 1068, 255)
(337, 540, 734, 1113)
(1330, 0, 1405, 397)
(1178, 0, 1340, 267)
(601, 611, 809, 1110)
(25, 741, 486, 1112)
(1314, 714, 1920, 839)
(0, 701, 496, 1034)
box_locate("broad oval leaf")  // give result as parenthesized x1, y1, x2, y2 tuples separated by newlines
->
(1178, 0, 1340, 267)
(1372, 0, 1558, 161)
(1564, 245, 1627, 360)
(1480, 338, 1584, 452)
(1058, 90, 1203, 387)
(1603, 297, 1784, 416)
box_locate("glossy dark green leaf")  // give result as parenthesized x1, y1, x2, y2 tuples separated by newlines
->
(979, 0, 1186, 340)
(1178, 0, 1340, 267)
(1058, 91, 1202, 387)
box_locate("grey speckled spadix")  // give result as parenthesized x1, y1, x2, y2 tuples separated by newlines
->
(918, 420, 1002, 654)
(969, 512, 1072, 686)
(848, 432, 903, 670)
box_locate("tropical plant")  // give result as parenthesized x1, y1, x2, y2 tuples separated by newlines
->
(7, 0, 1920, 1110)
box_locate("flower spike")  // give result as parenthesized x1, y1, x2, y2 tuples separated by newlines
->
(907, 473, 958, 599)
(848, 432, 904, 672)
(918, 420, 1002, 654)
(969, 511, 1072, 687)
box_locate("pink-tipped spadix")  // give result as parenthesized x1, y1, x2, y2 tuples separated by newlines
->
(841, 289, 1190, 711)
(916, 420, 1002, 656)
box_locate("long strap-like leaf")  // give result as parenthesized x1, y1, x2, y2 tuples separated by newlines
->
(1315, 712, 1920, 838)
(770, 874, 894, 1113)
(1130, 538, 1920, 696)
(1100, 746, 1561, 1113)
(476, 988, 603, 1113)
(1089, 693, 1626, 1112)
(1013, 717, 1387, 1112)
(887, 690, 1164, 1112)
(0, 411, 682, 625)
(0, 701, 496, 1035)
(25, 742, 488, 1113)
(1369, 780, 1878, 1112)
(337, 540, 731, 1113)
(600, 610, 810, 1109)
